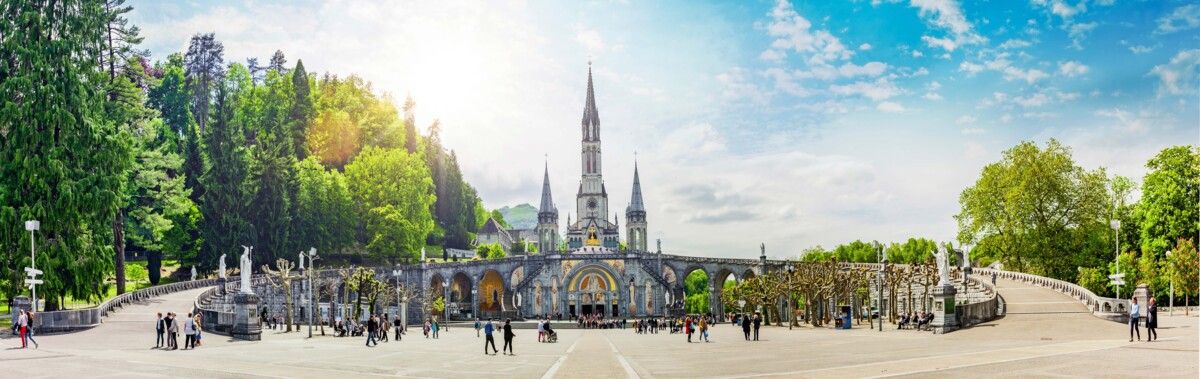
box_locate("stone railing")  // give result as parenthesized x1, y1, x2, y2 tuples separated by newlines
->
(193, 286, 237, 336)
(35, 278, 223, 333)
(972, 268, 1128, 323)
(956, 271, 1003, 327)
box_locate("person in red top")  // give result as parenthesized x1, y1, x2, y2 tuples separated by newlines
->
(684, 316, 694, 343)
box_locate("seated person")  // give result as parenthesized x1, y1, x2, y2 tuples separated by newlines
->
(898, 314, 910, 329)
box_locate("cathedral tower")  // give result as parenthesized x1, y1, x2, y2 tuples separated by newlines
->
(537, 161, 559, 253)
(625, 160, 647, 252)
(566, 63, 620, 249)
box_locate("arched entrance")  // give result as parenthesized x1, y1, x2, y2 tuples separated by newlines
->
(450, 272, 472, 319)
(568, 265, 617, 318)
(479, 270, 505, 318)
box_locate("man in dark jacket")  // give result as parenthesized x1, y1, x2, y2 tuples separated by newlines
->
(156, 312, 165, 348)
(366, 315, 378, 347)
(502, 318, 516, 355)
(741, 313, 752, 340)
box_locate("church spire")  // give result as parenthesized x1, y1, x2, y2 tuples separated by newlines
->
(627, 160, 645, 213)
(582, 61, 599, 141)
(539, 159, 555, 213)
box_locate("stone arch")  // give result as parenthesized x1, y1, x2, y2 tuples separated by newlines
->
(713, 268, 738, 317)
(741, 268, 757, 281)
(564, 263, 621, 317)
(450, 272, 473, 303)
(680, 265, 711, 315)
(479, 270, 505, 314)
(510, 266, 525, 289)
(430, 274, 446, 301)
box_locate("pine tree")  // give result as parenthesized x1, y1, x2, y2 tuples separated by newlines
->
(0, 0, 131, 308)
(198, 85, 253, 272)
(403, 94, 418, 154)
(185, 33, 225, 135)
(289, 60, 314, 159)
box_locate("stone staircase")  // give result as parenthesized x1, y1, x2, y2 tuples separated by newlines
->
(513, 261, 546, 292)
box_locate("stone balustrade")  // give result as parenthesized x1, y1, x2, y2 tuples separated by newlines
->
(33, 278, 225, 333)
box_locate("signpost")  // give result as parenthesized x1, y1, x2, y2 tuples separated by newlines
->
(25, 220, 40, 312)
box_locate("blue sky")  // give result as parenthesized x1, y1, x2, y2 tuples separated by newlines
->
(130, 0, 1199, 259)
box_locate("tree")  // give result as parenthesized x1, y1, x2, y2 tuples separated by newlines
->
(0, 0, 132, 309)
(289, 60, 314, 159)
(198, 85, 253, 271)
(1136, 146, 1199, 256)
(100, 0, 147, 86)
(246, 68, 295, 263)
(293, 157, 356, 255)
(441, 151, 479, 249)
(684, 270, 710, 314)
(262, 258, 298, 332)
(267, 49, 287, 73)
(402, 94, 418, 154)
(1167, 238, 1198, 315)
(955, 139, 1111, 281)
(345, 147, 436, 264)
(184, 33, 225, 134)
(346, 267, 383, 321)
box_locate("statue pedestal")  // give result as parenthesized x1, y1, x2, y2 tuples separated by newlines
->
(931, 284, 958, 334)
(217, 278, 227, 296)
(232, 292, 262, 341)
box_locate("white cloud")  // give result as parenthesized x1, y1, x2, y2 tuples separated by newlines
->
(763, 0, 852, 64)
(1129, 44, 1156, 54)
(1000, 114, 1013, 123)
(1156, 4, 1200, 34)
(956, 115, 977, 124)
(1149, 49, 1200, 96)
(923, 92, 943, 100)
(829, 78, 903, 100)
(998, 39, 1032, 49)
(1058, 60, 1089, 77)
(760, 49, 788, 63)
(576, 24, 607, 52)
(718, 67, 772, 102)
(961, 127, 985, 135)
(859, 43, 873, 51)
(877, 101, 906, 112)
(910, 0, 987, 52)
(1012, 87, 1081, 107)
(1095, 108, 1150, 134)
(959, 61, 984, 74)
(1067, 22, 1097, 49)
(912, 50, 924, 57)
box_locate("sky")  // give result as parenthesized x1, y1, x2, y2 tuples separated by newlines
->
(129, 0, 1199, 260)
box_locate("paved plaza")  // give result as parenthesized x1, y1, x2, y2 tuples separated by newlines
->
(2, 279, 1196, 378)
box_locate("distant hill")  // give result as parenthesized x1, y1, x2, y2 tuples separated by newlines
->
(498, 203, 538, 230)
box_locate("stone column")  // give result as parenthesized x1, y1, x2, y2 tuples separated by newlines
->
(232, 292, 262, 341)
(930, 283, 958, 334)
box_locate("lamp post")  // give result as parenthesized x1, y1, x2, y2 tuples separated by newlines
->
(306, 248, 317, 338)
(472, 288, 478, 320)
(1110, 219, 1121, 299)
(25, 220, 40, 313)
(1167, 250, 1174, 317)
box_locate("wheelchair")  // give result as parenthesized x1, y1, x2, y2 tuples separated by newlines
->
(547, 330, 558, 343)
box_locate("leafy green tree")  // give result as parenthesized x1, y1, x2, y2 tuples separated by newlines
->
(198, 84, 253, 271)
(685, 270, 710, 314)
(293, 157, 355, 254)
(441, 151, 480, 249)
(1136, 146, 1199, 256)
(246, 68, 295, 263)
(0, 0, 131, 309)
(956, 139, 1112, 281)
(345, 147, 435, 264)
(1167, 238, 1198, 315)
(289, 59, 314, 159)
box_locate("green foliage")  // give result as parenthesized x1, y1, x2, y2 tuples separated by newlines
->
(1136, 146, 1199, 256)
(684, 270, 710, 314)
(198, 83, 254, 272)
(476, 243, 507, 260)
(956, 139, 1112, 282)
(292, 157, 355, 254)
(489, 210, 511, 229)
(345, 146, 436, 264)
(147, 251, 162, 285)
(0, 0, 130, 308)
(1167, 238, 1198, 306)
(126, 262, 149, 285)
(245, 68, 296, 263)
(433, 297, 446, 314)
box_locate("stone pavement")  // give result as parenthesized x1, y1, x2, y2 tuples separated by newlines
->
(0, 279, 1195, 378)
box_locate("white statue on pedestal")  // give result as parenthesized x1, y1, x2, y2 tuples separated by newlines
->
(190, 266, 197, 281)
(936, 243, 950, 286)
(240, 245, 254, 294)
(299, 251, 305, 270)
(219, 253, 227, 279)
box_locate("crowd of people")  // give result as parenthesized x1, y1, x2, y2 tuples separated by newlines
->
(897, 312, 934, 330)
(154, 312, 202, 350)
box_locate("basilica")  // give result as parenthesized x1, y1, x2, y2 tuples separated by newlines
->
(536, 63, 648, 253)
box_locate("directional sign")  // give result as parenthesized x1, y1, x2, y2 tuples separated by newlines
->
(1108, 273, 1125, 279)
(25, 267, 42, 275)
(1110, 279, 1125, 286)
(24, 279, 43, 285)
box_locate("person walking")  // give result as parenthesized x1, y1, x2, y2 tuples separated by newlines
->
(752, 313, 762, 341)
(1147, 298, 1158, 342)
(194, 311, 204, 347)
(380, 314, 390, 343)
(684, 316, 694, 343)
(16, 309, 27, 348)
(537, 319, 545, 342)
(156, 312, 165, 348)
(991, 272, 997, 286)
(183, 312, 197, 349)
(1129, 297, 1141, 342)
(366, 315, 379, 347)
(432, 317, 440, 339)
(167, 313, 180, 350)
(475, 318, 482, 337)
(502, 318, 516, 355)
(483, 318, 498, 355)
(24, 311, 39, 349)
(699, 316, 709, 342)
(741, 314, 751, 341)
